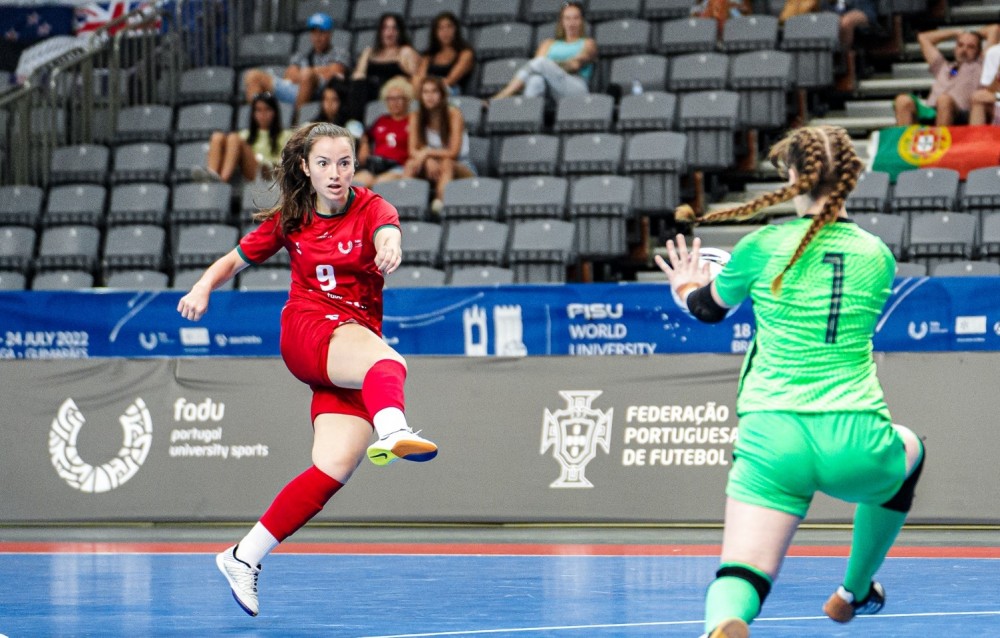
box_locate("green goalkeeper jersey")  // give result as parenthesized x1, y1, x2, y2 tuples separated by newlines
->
(714, 217, 896, 417)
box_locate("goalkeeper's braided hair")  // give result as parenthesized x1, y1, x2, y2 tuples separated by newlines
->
(675, 125, 863, 294)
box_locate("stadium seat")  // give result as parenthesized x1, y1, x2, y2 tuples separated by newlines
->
(853, 213, 906, 259)
(781, 13, 840, 89)
(448, 265, 515, 286)
(504, 175, 569, 220)
(473, 22, 533, 61)
(238, 267, 291, 291)
(43, 184, 106, 227)
(846, 171, 890, 213)
(441, 220, 509, 273)
(476, 58, 529, 98)
(441, 177, 504, 221)
(32, 270, 95, 290)
(178, 67, 236, 104)
(729, 50, 792, 129)
(104, 269, 169, 290)
(587, 0, 643, 21)
(172, 223, 239, 270)
(615, 91, 677, 132)
(720, 15, 779, 53)
(931, 260, 1000, 276)
(642, 0, 692, 19)
(236, 32, 295, 69)
(496, 134, 561, 177)
(560, 133, 624, 175)
(172, 140, 212, 183)
(961, 166, 1000, 216)
(483, 95, 546, 137)
(372, 178, 430, 221)
(891, 168, 959, 214)
(468, 135, 491, 176)
(669, 53, 730, 92)
(48, 144, 110, 186)
(0, 271, 26, 290)
(114, 104, 173, 144)
(111, 142, 172, 184)
(623, 131, 687, 213)
(107, 183, 170, 226)
(103, 224, 166, 272)
(174, 103, 234, 143)
(906, 212, 976, 268)
(657, 18, 717, 55)
(979, 212, 1000, 261)
(0, 185, 44, 228)
(0, 226, 36, 274)
(569, 175, 634, 257)
(408, 0, 464, 27)
(524, 0, 565, 24)
(171, 267, 234, 290)
(594, 18, 652, 57)
(894, 261, 928, 277)
(450, 95, 484, 136)
(35, 225, 101, 273)
(385, 265, 446, 288)
(507, 218, 576, 283)
(399, 220, 443, 266)
(297, 101, 322, 124)
(169, 182, 233, 225)
(677, 91, 740, 169)
(464, 0, 520, 25)
(239, 179, 281, 222)
(295, 0, 351, 29)
(607, 54, 669, 94)
(553, 94, 614, 134)
(351, 0, 407, 29)
(351, 29, 377, 59)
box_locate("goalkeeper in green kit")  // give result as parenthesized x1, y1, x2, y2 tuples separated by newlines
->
(655, 125, 926, 638)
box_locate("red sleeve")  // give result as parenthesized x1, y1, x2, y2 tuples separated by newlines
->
(237, 215, 285, 264)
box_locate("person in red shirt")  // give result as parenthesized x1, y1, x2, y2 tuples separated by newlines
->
(353, 76, 412, 188)
(177, 122, 437, 618)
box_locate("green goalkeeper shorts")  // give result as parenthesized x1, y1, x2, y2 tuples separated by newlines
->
(727, 411, 908, 518)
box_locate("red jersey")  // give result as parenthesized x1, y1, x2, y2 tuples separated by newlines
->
(238, 187, 400, 333)
(369, 114, 409, 165)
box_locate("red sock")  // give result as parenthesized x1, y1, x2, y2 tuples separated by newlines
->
(361, 359, 406, 415)
(259, 466, 343, 542)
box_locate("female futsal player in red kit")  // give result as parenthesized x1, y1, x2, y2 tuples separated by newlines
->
(177, 121, 438, 617)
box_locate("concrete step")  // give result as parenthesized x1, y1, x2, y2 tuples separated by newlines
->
(892, 62, 930, 79)
(808, 113, 895, 134)
(846, 100, 895, 118)
(948, 4, 1000, 22)
(857, 76, 933, 98)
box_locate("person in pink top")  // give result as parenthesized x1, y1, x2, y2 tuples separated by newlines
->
(893, 27, 998, 126)
(177, 122, 438, 618)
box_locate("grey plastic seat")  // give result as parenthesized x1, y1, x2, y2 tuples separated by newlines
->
(385, 265, 446, 288)
(237, 102, 294, 131)
(894, 261, 928, 277)
(372, 178, 431, 221)
(399, 220, 443, 266)
(504, 175, 568, 220)
(961, 166, 1000, 213)
(729, 50, 792, 129)
(450, 95, 483, 135)
(0, 226, 36, 273)
(477, 58, 529, 97)
(448, 265, 515, 286)
(174, 103, 234, 143)
(468, 135, 491, 176)
(105, 269, 169, 290)
(616, 91, 677, 132)
(473, 22, 533, 61)
(363, 99, 390, 128)
(508, 218, 576, 283)
(170, 182, 233, 224)
(853, 213, 906, 259)
(569, 175, 635, 257)
(657, 17, 717, 54)
(608, 55, 669, 94)
(0, 185, 44, 227)
(114, 104, 173, 144)
(103, 224, 166, 271)
(906, 212, 977, 266)
(594, 18, 652, 57)
(781, 12, 840, 88)
(560, 133, 624, 175)
(677, 91, 740, 169)
(978, 212, 1000, 260)
(173, 224, 239, 270)
(408, 0, 464, 26)
(532, 21, 559, 51)
(624, 131, 687, 213)
(442, 220, 509, 272)
(237, 32, 295, 69)
(32, 270, 95, 290)
(351, 0, 407, 29)
(296, 0, 351, 28)
(553, 94, 614, 133)
(111, 143, 172, 184)
(35, 225, 101, 273)
(351, 29, 377, 59)
(0, 271, 26, 290)
(588, 0, 643, 21)
(44, 184, 106, 227)
(643, 0, 692, 19)
(178, 67, 236, 104)
(484, 96, 545, 134)
(931, 260, 1000, 276)
(240, 179, 281, 222)
(238, 267, 292, 291)
(297, 101, 322, 124)
(720, 14, 778, 53)
(441, 177, 504, 221)
(465, 0, 520, 25)
(891, 168, 960, 214)
(497, 134, 560, 177)
(172, 140, 212, 183)
(49, 144, 110, 186)
(669, 53, 730, 92)
(107, 183, 170, 226)
(846, 171, 890, 213)
(524, 0, 565, 23)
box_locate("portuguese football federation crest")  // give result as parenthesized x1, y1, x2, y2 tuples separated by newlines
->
(541, 391, 613, 488)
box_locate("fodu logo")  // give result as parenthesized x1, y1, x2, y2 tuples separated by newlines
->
(48, 398, 153, 493)
(541, 391, 613, 488)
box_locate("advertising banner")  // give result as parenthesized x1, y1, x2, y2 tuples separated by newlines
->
(2, 277, 1000, 358)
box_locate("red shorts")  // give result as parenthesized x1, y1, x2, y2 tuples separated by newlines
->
(279, 301, 376, 424)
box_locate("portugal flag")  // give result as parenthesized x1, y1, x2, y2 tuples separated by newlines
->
(870, 125, 1000, 182)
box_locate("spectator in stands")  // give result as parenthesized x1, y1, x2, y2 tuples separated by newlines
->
(405, 76, 476, 213)
(310, 83, 348, 126)
(893, 28, 994, 126)
(353, 77, 413, 189)
(179, 122, 438, 618)
(411, 11, 476, 96)
(344, 13, 420, 123)
(691, 0, 752, 38)
(826, 0, 877, 53)
(196, 92, 291, 183)
(243, 13, 351, 113)
(488, 1, 597, 101)
(969, 26, 1000, 125)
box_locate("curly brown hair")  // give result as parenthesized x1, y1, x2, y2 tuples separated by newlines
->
(675, 125, 864, 294)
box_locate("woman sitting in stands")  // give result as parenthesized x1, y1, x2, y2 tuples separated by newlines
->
(198, 92, 291, 183)
(353, 76, 413, 189)
(412, 11, 476, 96)
(344, 13, 420, 123)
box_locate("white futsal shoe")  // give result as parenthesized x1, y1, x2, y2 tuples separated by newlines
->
(366, 427, 438, 466)
(700, 618, 750, 638)
(823, 581, 885, 623)
(216, 544, 260, 616)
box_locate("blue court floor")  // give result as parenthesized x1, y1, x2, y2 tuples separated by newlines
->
(0, 527, 998, 637)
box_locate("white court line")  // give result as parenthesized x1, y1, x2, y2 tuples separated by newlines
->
(359, 610, 1000, 638)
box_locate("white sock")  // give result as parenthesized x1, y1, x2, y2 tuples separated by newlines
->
(236, 522, 278, 567)
(372, 407, 408, 438)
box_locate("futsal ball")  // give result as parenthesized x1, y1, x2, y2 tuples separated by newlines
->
(670, 247, 732, 312)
